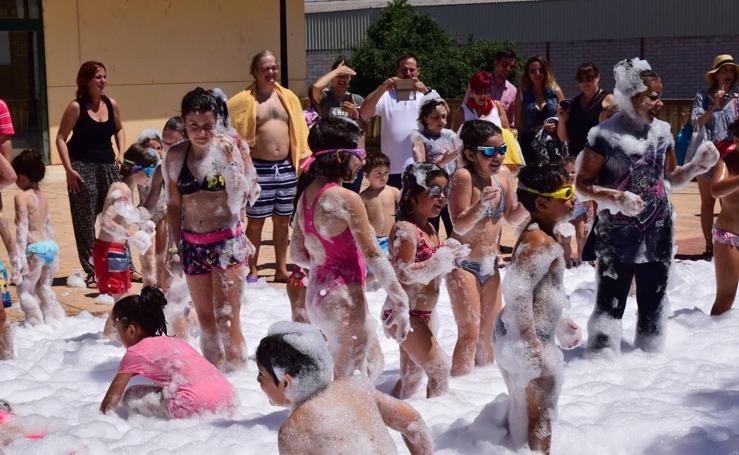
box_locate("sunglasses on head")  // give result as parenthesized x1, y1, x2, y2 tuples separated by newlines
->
(427, 184, 450, 199)
(476, 144, 507, 157)
(520, 183, 575, 200)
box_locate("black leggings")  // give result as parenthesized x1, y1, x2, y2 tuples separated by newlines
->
(589, 260, 669, 349)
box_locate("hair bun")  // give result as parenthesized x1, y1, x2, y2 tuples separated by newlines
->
(140, 285, 167, 308)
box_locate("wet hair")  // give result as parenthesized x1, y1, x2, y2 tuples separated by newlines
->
(256, 333, 322, 386)
(11, 149, 45, 183)
(250, 50, 277, 78)
(396, 54, 419, 69)
(494, 48, 516, 62)
(639, 69, 660, 84)
(397, 162, 449, 220)
(520, 56, 559, 95)
(517, 161, 570, 214)
(363, 151, 391, 173)
(418, 98, 448, 129)
(120, 143, 159, 177)
(294, 117, 364, 210)
(75, 61, 106, 100)
(576, 62, 600, 80)
(112, 286, 168, 337)
(459, 120, 503, 165)
(163, 116, 186, 137)
(181, 87, 219, 120)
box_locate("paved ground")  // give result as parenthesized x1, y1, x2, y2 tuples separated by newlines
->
(2, 166, 712, 322)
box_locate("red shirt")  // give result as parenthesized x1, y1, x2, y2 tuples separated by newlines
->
(0, 99, 14, 136)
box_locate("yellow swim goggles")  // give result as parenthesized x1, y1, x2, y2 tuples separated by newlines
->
(519, 183, 575, 200)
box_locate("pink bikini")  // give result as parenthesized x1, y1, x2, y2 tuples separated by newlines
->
(303, 182, 366, 288)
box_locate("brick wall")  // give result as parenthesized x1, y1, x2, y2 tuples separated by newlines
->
(306, 34, 739, 99)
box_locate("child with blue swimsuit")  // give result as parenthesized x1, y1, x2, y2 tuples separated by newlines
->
(11, 150, 64, 326)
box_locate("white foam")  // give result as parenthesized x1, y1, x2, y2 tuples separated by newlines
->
(94, 294, 115, 305)
(66, 272, 86, 289)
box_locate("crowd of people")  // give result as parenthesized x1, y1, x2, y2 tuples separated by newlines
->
(0, 47, 737, 454)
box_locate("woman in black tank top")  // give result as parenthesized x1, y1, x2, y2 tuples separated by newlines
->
(55, 61, 127, 286)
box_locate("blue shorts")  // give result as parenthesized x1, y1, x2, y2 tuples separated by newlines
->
(245, 157, 297, 219)
(377, 236, 389, 256)
(26, 240, 59, 266)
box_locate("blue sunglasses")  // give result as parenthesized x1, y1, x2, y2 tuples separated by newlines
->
(476, 144, 507, 157)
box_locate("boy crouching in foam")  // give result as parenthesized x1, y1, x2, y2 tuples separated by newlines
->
(256, 321, 433, 455)
(493, 162, 582, 454)
(12, 150, 64, 326)
(99, 144, 157, 336)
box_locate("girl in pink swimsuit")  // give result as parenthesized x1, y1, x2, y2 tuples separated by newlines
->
(290, 118, 410, 379)
(386, 162, 469, 399)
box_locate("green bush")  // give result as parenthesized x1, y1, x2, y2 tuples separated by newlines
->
(348, 0, 522, 98)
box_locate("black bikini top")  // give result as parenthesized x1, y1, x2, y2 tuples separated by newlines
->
(177, 143, 226, 195)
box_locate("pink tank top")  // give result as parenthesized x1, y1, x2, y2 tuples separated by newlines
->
(303, 182, 366, 287)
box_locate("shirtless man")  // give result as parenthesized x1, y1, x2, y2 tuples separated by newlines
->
(11, 150, 64, 326)
(229, 50, 311, 283)
(256, 322, 433, 455)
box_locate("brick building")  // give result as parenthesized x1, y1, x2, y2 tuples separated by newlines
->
(305, 0, 739, 99)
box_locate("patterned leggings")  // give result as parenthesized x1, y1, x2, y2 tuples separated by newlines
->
(68, 161, 126, 276)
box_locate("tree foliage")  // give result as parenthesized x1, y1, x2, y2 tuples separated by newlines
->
(348, 0, 522, 98)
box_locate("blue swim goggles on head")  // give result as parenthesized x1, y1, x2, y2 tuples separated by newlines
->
(476, 144, 507, 157)
(125, 159, 157, 177)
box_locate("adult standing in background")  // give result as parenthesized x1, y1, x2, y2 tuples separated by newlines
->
(462, 48, 519, 131)
(229, 50, 311, 283)
(0, 99, 19, 280)
(310, 58, 366, 192)
(691, 54, 739, 258)
(557, 62, 615, 156)
(514, 56, 564, 164)
(56, 61, 126, 288)
(360, 54, 436, 189)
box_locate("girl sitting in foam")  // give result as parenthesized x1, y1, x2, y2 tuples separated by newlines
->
(387, 162, 469, 398)
(576, 58, 719, 354)
(100, 286, 236, 418)
(446, 120, 527, 376)
(256, 321, 433, 455)
(289, 117, 409, 379)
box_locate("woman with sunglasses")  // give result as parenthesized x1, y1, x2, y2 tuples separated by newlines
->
(447, 120, 527, 376)
(514, 57, 565, 164)
(577, 59, 718, 354)
(290, 117, 409, 379)
(556, 63, 615, 156)
(386, 162, 469, 398)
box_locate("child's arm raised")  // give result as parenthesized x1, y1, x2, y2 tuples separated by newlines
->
(448, 168, 495, 235)
(374, 389, 433, 455)
(576, 147, 645, 216)
(391, 221, 468, 285)
(666, 141, 719, 189)
(711, 158, 739, 198)
(340, 190, 410, 342)
(100, 372, 134, 414)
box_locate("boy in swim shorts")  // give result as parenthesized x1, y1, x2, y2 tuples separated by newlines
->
(11, 150, 64, 325)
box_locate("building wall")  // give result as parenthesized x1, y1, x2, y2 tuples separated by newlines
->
(307, 34, 739, 100)
(43, 0, 306, 164)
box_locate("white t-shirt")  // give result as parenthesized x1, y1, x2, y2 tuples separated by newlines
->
(374, 89, 436, 174)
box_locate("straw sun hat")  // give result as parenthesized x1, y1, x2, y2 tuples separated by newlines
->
(705, 54, 739, 85)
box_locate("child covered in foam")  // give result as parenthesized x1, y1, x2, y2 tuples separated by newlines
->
(494, 161, 582, 454)
(446, 120, 528, 376)
(387, 162, 469, 398)
(100, 286, 236, 418)
(290, 117, 409, 379)
(256, 321, 433, 454)
(98, 143, 157, 336)
(9, 150, 65, 326)
(557, 155, 592, 267)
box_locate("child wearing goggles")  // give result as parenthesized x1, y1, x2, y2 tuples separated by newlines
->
(446, 120, 527, 376)
(386, 162, 469, 399)
(494, 161, 581, 454)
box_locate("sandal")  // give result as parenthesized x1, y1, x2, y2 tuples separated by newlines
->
(130, 271, 143, 283)
(85, 274, 98, 289)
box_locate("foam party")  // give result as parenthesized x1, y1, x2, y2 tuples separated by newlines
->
(1, 3, 739, 453)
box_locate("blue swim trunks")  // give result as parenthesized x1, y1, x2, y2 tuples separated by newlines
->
(26, 240, 59, 266)
(0, 260, 10, 308)
(377, 236, 389, 256)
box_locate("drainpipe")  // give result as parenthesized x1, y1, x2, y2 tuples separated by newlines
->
(280, 0, 289, 88)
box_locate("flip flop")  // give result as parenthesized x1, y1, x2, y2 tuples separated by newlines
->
(85, 274, 98, 289)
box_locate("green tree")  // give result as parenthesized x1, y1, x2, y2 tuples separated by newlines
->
(348, 0, 520, 98)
